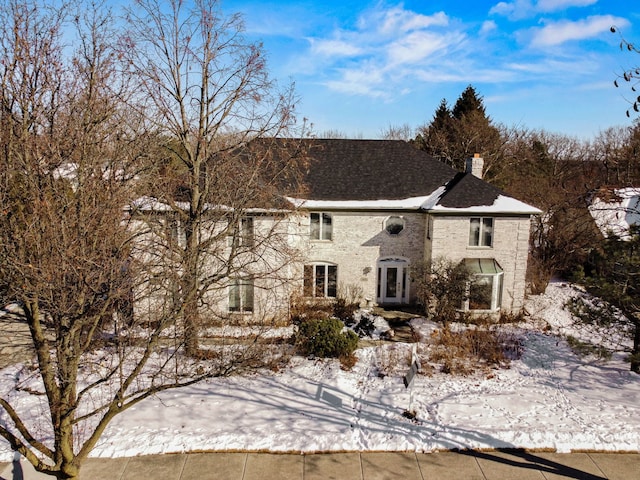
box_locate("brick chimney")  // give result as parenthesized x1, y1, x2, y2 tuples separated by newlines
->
(466, 153, 484, 179)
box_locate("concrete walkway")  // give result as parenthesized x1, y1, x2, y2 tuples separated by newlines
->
(2, 451, 639, 480)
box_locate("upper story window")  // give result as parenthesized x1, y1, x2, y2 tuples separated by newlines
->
(228, 216, 254, 248)
(240, 217, 254, 247)
(158, 212, 184, 245)
(384, 216, 405, 235)
(310, 212, 332, 241)
(469, 217, 493, 247)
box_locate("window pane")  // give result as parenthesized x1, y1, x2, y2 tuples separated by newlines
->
(402, 269, 407, 299)
(242, 279, 254, 312)
(327, 265, 337, 297)
(386, 267, 397, 297)
(322, 213, 332, 240)
(303, 265, 313, 297)
(315, 265, 326, 297)
(469, 275, 492, 310)
(310, 213, 320, 240)
(469, 218, 480, 246)
(229, 281, 240, 311)
(241, 217, 254, 247)
(482, 218, 493, 247)
(385, 216, 404, 235)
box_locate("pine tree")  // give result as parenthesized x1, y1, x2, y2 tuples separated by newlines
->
(452, 85, 486, 119)
(572, 228, 640, 373)
(416, 86, 501, 172)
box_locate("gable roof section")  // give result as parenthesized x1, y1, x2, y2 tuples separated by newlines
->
(292, 139, 540, 215)
(437, 172, 502, 208)
(300, 139, 456, 201)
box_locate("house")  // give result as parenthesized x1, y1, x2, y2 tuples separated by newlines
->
(588, 187, 640, 239)
(133, 139, 541, 322)
(288, 139, 541, 315)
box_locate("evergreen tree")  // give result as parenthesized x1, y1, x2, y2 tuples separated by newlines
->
(572, 228, 640, 373)
(416, 86, 501, 172)
(452, 85, 486, 119)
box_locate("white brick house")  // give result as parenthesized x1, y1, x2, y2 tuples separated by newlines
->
(289, 139, 541, 315)
(135, 139, 540, 320)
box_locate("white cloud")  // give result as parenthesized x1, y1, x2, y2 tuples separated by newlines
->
(309, 39, 363, 57)
(530, 15, 629, 47)
(375, 7, 449, 35)
(480, 20, 498, 35)
(536, 0, 597, 11)
(303, 4, 463, 98)
(490, 0, 597, 20)
(386, 31, 460, 66)
(325, 67, 388, 98)
(490, 0, 535, 19)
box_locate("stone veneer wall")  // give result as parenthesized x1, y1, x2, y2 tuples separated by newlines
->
(428, 214, 532, 313)
(301, 211, 426, 304)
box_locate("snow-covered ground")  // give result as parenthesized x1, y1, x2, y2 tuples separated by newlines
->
(0, 282, 639, 461)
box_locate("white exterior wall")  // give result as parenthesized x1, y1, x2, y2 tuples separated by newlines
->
(131, 213, 298, 324)
(133, 207, 533, 322)
(429, 214, 532, 313)
(298, 211, 426, 304)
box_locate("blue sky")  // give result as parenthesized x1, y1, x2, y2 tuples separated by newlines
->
(222, 0, 638, 139)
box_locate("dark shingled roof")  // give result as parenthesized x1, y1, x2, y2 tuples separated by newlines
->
(299, 139, 502, 207)
(300, 139, 457, 201)
(437, 172, 504, 208)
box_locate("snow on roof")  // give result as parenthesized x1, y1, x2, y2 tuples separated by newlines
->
(430, 194, 542, 215)
(286, 192, 439, 211)
(589, 188, 640, 239)
(289, 190, 542, 215)
(130, 196, 291, 214)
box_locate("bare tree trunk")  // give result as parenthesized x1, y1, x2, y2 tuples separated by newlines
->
(632, 320, 640, 374)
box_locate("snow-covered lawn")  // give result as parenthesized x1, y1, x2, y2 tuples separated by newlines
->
(1, 282, 639, 461)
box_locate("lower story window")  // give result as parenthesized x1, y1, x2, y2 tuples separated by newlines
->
(303, 263, 337, 298)
(463, 258, 503, 311)
(229, 277, 254, 312)
(468, 274, 503, 310)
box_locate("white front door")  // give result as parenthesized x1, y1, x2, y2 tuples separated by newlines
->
(377, 258, 409, 304)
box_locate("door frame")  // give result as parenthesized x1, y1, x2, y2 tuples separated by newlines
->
(376, 257, 409, 304)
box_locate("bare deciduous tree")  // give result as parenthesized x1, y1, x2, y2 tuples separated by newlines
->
(412, 258, 471, 327)
(121, 0, 308, 356)
(611, 26, 640, 118)
(0, 1, 306, 478)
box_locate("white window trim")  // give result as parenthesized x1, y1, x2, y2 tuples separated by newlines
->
(303, 262, 338, 298)
(310, 212, 333, 241)
(469, 217, 494, 248)
(384, 215, 405, 236)
(228, 277, 254, 313)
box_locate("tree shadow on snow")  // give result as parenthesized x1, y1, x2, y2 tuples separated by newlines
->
(458, 449, 607, 480)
